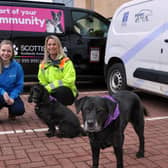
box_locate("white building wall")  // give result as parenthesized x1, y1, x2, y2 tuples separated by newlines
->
(25, 0, 52, 2)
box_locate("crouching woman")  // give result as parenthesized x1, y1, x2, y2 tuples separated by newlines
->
(0, 40, 25, 120)
(38, 35, 78, 106)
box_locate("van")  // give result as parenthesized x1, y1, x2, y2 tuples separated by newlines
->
(104, 0, 168, 97)
(0, 0, 110, 84)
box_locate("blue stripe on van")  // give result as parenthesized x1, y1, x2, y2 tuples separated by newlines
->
(122, 23, 168, 63)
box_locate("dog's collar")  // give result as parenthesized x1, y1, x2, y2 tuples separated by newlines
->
(102, 95, 120, 128)
(49, 95, 57, 102)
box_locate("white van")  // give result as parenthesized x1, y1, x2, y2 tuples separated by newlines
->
(104, 0, 168, 97)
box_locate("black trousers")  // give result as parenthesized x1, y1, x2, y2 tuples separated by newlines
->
(51, 86, 77, 106)
(0, 96, 25, 116)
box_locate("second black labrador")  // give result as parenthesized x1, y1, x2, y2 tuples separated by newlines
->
(75, 90, 148, 168)
(28, 84, 85, 138)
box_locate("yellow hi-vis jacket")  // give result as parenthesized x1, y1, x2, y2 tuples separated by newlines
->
(38, 55, 78, 97)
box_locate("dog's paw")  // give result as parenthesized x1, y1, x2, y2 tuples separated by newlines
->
(136, 151, 144, 158)
(55, 133, 64, 138)
(45, 132, 55, 137)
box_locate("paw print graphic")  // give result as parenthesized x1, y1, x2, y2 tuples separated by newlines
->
(13, 44, 19, 56)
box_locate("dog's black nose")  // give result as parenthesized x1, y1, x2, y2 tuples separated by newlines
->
(87, 120, 95, 128)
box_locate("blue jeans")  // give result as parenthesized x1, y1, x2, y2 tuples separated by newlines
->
(0, 95, 25, 116)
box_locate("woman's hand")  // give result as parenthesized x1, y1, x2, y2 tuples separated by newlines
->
(3, 92, 14, 105)
(7, 98, 14, 105)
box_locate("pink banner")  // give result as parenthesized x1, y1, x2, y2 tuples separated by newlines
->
(0, 6, 65, 33)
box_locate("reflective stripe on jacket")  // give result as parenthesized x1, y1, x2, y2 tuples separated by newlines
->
(38, 55, 78, 97)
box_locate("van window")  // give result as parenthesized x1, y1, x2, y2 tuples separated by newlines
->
(72, 11, 108, 37)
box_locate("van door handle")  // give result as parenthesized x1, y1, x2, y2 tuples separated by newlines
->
(164, 39, 168, 43)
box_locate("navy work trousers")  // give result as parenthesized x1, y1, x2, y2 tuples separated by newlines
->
(0, 96, 25, 116)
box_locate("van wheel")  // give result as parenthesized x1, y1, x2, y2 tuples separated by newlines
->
(107, 63, 127, 94)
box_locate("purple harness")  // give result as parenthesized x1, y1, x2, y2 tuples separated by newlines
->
(49, 95, 57, 101)
(102, 95, 120, 128)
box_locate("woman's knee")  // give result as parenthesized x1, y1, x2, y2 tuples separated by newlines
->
(10, 105, 25, 116)
(9, 97, 25, 116)
(0, 95, 6, 108)
(51, 86, 75, 105)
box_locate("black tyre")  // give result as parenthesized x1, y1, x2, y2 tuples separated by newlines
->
(107, 63, 127, 94)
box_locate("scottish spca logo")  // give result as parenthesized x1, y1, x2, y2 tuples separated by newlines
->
(13, 44, 19, 56)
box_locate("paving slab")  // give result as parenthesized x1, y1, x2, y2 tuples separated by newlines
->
(0, 91, 167, 168)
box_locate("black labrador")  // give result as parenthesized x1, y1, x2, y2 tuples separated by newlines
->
(75, 90, 148, 168)
(28, 84, 85, 138)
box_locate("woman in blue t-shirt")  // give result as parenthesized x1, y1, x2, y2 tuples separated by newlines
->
(0, 40, 25, 120)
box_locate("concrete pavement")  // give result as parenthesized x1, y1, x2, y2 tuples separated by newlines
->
(0, 91, 167, 168)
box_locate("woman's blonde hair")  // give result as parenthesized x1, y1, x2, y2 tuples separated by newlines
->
(43, 35, 66, 62)
(0, 40, 14, 74)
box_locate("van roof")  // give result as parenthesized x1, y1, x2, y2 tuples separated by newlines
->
(2, 0, 109, 23)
